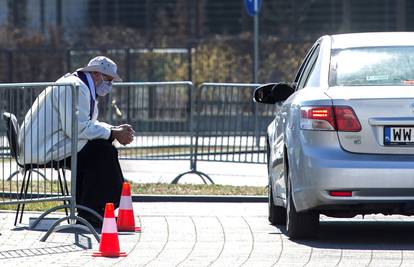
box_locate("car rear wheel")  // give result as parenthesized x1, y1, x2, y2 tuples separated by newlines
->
(286, 177, 318, 239)
(268, 183, 286, 225)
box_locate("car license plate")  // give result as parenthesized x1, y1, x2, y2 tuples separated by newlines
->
(384, 126, 414, 145)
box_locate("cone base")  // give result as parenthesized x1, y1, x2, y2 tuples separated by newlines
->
(92, 251, 127, 258)
(118, 226, 142, 233)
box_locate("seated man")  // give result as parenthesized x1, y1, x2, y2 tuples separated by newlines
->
(19, 56, 134, 227)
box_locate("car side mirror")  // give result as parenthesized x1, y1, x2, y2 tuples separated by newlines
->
(253, 83, 295, 104)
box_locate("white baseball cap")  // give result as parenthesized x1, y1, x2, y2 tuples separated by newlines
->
(77, 56, 122, 81)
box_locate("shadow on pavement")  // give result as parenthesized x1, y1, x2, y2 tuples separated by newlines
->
(287, 221, 414, 250)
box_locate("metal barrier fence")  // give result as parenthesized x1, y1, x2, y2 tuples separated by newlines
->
(0, 82, 100, 242)
(172, 83, 276, 183)
(0, 83, 73, 206)
(104, 82, 275, 183)
(107, 82, 194, 161)
(193, 83, 273, 163)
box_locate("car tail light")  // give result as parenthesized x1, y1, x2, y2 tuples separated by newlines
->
(300, 107, 336, 131)
(333, 107, 361, 132)
(300, 106, 361, 132)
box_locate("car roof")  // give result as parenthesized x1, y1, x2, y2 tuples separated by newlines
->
(329, 32, 414, 49)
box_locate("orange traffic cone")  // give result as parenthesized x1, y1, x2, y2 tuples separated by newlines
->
(117, 182, 141, 232)
(92, 203, 127, 257)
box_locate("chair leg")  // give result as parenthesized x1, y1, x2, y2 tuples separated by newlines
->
(57, 169, 69, 218)
(14, 170, 30, 226)
(14, 170, 28, 226)
(61, 169, 70, 197)
(18, 170, 32, 224)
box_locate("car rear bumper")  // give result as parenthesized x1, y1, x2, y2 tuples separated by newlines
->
(293, 146, 414, 213)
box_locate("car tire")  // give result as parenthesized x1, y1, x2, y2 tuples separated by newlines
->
(268, 183, 287, 225)
(286, 177, 318, 239)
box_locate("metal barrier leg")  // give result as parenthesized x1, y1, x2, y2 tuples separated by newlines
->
(40, 215, 100, 242)
(171, 169, 214, 184)
(30, 204, 102, 243)
(7, 169, 47, 181)
(172, 150, 214, 184)
(6, 170, 20, 181)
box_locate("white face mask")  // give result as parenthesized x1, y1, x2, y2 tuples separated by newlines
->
(96, 74, 112, 96)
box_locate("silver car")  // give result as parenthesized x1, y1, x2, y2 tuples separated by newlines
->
(254, 32, 414, 239)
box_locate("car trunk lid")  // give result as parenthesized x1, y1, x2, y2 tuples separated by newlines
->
(325, 86, 414, 154)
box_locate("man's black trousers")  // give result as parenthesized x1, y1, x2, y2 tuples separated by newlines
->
(76, 139, 124, 217)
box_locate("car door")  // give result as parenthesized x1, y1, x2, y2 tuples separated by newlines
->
(273, 42, 321, 203)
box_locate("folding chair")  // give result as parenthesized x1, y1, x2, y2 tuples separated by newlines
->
(2, 112, 69, 225)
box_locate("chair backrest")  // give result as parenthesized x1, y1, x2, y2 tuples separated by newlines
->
(2, 112, 20, 161)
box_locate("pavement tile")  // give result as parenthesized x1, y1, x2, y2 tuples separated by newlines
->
(0, 203, 413, 266)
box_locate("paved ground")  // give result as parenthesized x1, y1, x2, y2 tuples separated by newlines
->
(2, 202, 414, 266)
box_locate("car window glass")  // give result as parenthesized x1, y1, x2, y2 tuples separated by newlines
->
(297, 45, 320, 90)
(293, 45, 317, 84)
(304, 46, 321, 87)
(329, 46, 414, 86)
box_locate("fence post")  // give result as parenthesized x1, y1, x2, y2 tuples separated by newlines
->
(189, 81, 197, 172)
(148, 49, 155, 122)
(171, 82, 213, 184)
(254, 101, 260, 148)
(126, 48, 131, 123)
(70, 83, 79, 224)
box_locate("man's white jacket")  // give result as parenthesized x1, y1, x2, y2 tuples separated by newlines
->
(18, 73, 112, 164)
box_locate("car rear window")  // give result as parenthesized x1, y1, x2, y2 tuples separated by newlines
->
(329, 46, 414, 86)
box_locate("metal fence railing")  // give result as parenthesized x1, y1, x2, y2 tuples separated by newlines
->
(171, 83, 276, 183)
(0, 82, 100, 242)
(193, 83, 273, 163)
(107, 82, 195, 162)
(101, 82, 276, 184)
